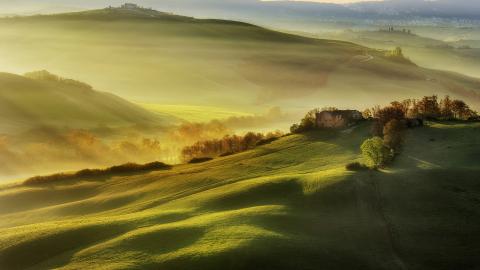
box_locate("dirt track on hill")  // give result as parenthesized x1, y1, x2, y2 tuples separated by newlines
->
(354, 174, 408, 270)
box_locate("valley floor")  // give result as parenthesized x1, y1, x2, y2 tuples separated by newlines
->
(0, 122, 479, 270)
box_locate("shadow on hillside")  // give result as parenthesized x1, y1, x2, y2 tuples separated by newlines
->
(0, 222, 131, 270)
(131, 171, 394, 270)
(199, 179, 304, 212)
(0, 211, 194, 270)
(5, 166, 480, 270)
(156, 167, 480, 270)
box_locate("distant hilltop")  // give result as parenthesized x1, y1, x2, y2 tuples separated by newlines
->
(121, 3, 140, 9)
(12, 3, 196, 21)
(109, 3, 150, 11)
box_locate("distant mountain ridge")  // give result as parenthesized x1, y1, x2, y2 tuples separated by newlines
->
(2, 0, 479, 20)
(349, 0, 480, 19)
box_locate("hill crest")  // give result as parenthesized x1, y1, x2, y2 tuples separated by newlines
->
(0, 71, 165, 134)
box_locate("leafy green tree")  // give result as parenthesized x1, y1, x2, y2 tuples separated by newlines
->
(361, 137, 390, 168)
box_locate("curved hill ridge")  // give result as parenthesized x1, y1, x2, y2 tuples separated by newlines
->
(0, 122, 479, 269)
(1, 8, 479, 110)
(36, 5, 195, 22)
(0, 72, 165, 134)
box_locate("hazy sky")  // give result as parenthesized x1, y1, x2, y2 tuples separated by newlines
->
(263, 0, 382, 3)
(269, 0, 382, 4)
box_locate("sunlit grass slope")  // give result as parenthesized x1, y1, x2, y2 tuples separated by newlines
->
(139, 104, 251, 123)
(1, 7, 480, 110)
(1, 122, 479, 269)
(0, 72, 168, 134)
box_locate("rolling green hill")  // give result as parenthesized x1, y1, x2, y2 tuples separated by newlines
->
(1, 7, 480, 112)
(318, 30, 480, 80)
(0, 71, 167, 134)
(1, 121, 479, 269)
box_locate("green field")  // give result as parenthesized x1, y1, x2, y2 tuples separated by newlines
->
(1, 121, 479, 269)
(139, 104, 252, 123)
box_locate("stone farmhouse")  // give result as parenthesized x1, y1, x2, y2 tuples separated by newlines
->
(121, 3, 140, 9)
(316, 110, 363, 129)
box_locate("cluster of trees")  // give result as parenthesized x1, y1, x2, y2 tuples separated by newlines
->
(360, 99, 416, 168)
(383, 47, 415, 64)
(363, 95, 478, 122)
(384, 27, 412, 34)
(24, 70, 93, 90)
(360, 95, 477, 168)
(290, 107, 341, 134)
(181, 131, 283, 162)
(360, 119, 407, 169)
(24, 161, 171, 186)
(385, 47, 405, 58)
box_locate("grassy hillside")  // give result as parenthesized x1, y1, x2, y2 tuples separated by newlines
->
(1, 121, 479, 269)
(0, 71, 167, 134)
(139, 104, 251, 123)
(1, 7, 480, 112)
(318, 30, 480, 79)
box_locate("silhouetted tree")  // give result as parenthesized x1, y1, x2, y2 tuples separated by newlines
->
(440, 95, 454, 120)
(417, 95, 440, 119)
(383, 119, 406, 153)
(451, 99, 473, 120)
(377, 106, 405, 126)
(291, 108, 320, 133)
(181, 131, 282, 161)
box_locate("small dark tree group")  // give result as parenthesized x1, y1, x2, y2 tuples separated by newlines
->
(367, 95, 477, 136)
(24, 161, 171, 185)
(290, 108, 321, 134)
(24, 70, 93, 90)
(181, 131, 283, 162)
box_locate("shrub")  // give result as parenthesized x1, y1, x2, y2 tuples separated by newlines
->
(24, 161, 171, 185)
(290, 124, 301, 134)
(106, 162, 171, 174)
(181, 131, 283, 161)
(188, 157, 214, 164)
(346, 162, 369, 171)
(361, 137, 391, 168)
